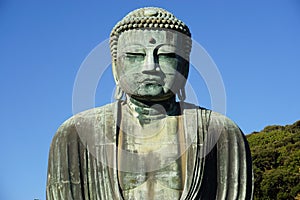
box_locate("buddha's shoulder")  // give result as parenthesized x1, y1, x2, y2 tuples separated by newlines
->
(209, 110, 239, 129)
(182, 102, 240, 130)
(52, 103, 117, 140)
(188, 105, 244, 141)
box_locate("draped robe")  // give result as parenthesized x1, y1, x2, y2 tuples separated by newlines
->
(46, 102, 253, 200)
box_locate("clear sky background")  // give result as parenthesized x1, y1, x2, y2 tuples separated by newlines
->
(0, 0, 299, 199)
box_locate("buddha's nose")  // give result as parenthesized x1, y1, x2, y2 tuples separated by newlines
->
(142, 54, 158, 73)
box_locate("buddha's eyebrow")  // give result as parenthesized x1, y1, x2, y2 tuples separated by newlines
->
(157, 44, 177, 52)
(120, 45, 144, 52)
(156, 44, 177, 49)
(125, 49, 145, 53)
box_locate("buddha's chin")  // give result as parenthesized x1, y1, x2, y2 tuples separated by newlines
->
(131, 95, 174, 103)
(130, 92, 175, 102)
(124, 84, 176, 101)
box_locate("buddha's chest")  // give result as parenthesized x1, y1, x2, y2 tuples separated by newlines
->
(118, 117, 185, 199)
(119, 160, 183, 200)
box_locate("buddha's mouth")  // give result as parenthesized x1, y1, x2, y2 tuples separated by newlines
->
(143, 81, 160, 86)
(140, 78, 164, 85)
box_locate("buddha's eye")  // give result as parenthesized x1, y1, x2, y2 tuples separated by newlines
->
(158, 53, 178, 63)
(124, 52, 145, 63)
(158, 53, 177, 59)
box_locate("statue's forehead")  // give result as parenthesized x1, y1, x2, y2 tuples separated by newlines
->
(117, 29, 185, 49)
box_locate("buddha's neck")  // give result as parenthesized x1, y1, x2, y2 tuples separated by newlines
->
(126, 95, 178, 124)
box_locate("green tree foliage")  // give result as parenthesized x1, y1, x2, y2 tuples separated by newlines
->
(247, 120, 300, 200)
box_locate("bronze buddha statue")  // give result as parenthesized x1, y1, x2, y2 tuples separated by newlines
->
(47, 7, 253, 200)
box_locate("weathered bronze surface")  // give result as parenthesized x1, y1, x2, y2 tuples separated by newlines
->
(47, 7, 253, 200)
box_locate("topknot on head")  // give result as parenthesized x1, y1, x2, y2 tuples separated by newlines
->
(110, 7, 192, 63)
(110, 7, 191, 38)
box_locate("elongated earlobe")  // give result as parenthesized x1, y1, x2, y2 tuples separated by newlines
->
(114, 85, 124, 100)
(177, 88, 186, 101)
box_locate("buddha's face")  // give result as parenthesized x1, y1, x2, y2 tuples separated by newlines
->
(116, 29, 187, 101)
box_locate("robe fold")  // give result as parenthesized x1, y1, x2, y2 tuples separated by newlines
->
(46, 102, 253, 200)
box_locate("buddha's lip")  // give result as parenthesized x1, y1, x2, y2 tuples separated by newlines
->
(139, 78, 163, 84)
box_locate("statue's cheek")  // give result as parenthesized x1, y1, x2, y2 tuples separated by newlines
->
(118, 75, 139, 93)
(162, 75, 176, 88)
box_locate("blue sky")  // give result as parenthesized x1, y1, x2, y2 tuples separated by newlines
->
(0, 0, 299, 199)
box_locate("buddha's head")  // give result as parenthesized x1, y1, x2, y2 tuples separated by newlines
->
(110, 7, 192, 102)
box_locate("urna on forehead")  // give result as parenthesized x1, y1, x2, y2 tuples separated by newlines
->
(117, 29, 186, 49)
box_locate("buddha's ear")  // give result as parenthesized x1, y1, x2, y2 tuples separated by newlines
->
(182, 60, 190, 80)
(114, 85, 124, 100)
(112, 61, 119, 84)
(177, 87, 186, 101)
(112, 61, 125, 100)
(176, 59, 189, 101)
(177, 57, 189, 80)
